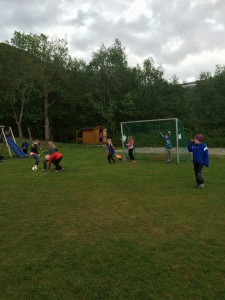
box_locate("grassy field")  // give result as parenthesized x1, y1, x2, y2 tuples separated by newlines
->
(0, 142, 225, 299)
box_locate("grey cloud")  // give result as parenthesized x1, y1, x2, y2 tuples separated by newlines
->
(0, 0, 61, 39)
(0, 0, 225, 80)
(62, 10, 100, 27)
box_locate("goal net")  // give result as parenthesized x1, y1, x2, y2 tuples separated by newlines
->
(120, 118, 190, 163)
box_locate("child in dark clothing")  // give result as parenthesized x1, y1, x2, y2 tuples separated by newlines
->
(188, 134, 209, 189)
(22, 140, 29, 154)
(107, 139, 116, 164)
(30, 139, 41, 170)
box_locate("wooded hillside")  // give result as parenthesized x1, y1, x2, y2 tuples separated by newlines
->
(1, 31, 225, 146)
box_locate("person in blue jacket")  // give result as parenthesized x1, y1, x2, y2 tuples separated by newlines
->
(188, 134, 209, 189)
(22, 140, 29, 154)
(160, 131, 173, 163)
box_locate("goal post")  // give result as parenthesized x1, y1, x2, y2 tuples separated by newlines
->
(120, 118, 189, 163)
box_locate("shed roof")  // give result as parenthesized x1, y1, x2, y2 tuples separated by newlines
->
(78, 126, 106, 131)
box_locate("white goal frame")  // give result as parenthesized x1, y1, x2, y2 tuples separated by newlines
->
(120, 118, 182, 163)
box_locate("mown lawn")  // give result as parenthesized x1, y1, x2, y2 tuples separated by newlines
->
(0, 143, 225, 299)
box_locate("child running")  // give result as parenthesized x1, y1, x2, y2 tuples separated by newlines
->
(107, 139, 116, 164)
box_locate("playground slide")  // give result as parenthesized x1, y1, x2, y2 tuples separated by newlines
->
(7, 137, 28, 158)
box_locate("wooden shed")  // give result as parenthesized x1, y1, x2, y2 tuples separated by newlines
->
(76, 126, 107, 144)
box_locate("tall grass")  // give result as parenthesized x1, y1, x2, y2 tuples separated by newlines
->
(1, 143, 225, 299)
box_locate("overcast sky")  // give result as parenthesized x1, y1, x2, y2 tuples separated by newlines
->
(0, 0, 225, 82)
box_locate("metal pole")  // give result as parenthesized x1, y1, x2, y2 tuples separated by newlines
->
(9, 127, 16, 143)
(120, 122, 125, 158)
(120, 117, 177, 125)
(0, 126, 12, 158)
(175, 118, 179, 164)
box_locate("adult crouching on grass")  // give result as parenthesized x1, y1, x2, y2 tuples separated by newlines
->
(45, 152, 64, 173)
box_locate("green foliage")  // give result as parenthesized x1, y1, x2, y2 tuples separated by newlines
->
(1, 32, 225, 145)
(88, 39, 133, 132)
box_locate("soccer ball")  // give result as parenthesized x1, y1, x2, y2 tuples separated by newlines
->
(32, 165, 38, 171)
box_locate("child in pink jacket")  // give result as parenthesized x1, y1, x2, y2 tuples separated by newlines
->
(126, 136, 135, 162)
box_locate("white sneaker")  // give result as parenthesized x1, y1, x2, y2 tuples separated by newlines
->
(197, 184, 205, 189)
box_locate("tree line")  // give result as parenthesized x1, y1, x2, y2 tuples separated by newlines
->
(0, 31, 225, 146)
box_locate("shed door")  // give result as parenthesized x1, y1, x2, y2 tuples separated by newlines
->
(102, 129, 107, 143)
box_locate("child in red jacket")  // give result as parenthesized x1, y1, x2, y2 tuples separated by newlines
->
(45, 152, 64, 172)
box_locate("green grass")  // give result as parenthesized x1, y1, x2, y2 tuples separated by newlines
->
(1, 143, 225, 299)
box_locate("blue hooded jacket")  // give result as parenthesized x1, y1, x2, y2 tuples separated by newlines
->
(188, 141, 209, 167)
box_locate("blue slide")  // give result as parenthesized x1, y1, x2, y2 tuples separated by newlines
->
(7, 137, 28, 158)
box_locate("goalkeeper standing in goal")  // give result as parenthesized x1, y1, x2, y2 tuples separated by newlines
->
(159, 131, 173, 163)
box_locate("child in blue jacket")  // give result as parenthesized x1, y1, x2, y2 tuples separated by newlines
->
(160, 131, 173, 162)
(22, 140, 29, 154)
(188, 134, 209, 189)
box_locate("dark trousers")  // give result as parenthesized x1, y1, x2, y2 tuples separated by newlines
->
(43, 159, 48, 169)
(32, 153, 39, 165)
(128, 148, 135, 161)
(194, 163, 204, 184)
(53, 157, 63, 170)
(107, 153, 115, 164)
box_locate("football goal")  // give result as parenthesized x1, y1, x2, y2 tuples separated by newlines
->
(120, 118, 190, 163)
